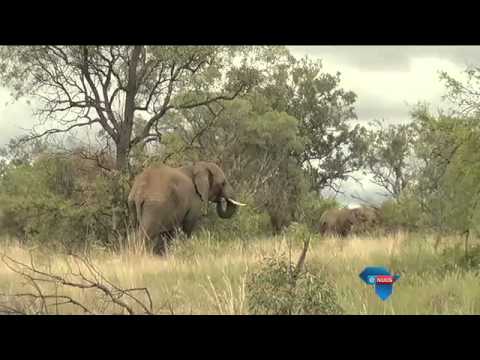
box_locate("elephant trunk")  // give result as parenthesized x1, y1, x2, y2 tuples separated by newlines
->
(216, 184, 246, 219)
(216, 199, 239, 219)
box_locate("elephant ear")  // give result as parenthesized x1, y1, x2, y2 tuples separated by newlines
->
(193, 165, 212, 214)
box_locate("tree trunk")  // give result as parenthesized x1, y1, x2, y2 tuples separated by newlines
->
(111, 46, 144, 241)
(115, 138, 130, 173)
(110, 137, 131, 240)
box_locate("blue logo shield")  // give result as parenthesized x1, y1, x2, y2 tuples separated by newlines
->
(359, 267, 400, 301)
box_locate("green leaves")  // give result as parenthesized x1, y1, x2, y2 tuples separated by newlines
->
(246, 111, 304, 152)
(246, 253, 343, 315)
(365, 120, 417, 199)
(406, 105, 480, 234)
(156, 48, 365, 233)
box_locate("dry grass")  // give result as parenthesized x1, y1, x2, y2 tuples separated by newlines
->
(0, 231, 479, 314)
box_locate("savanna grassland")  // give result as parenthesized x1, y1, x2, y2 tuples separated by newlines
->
(3, 46, 480, 315)
(1, 231, 479, 315)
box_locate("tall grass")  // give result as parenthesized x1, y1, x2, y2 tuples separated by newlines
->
(0, 231, 479, 314)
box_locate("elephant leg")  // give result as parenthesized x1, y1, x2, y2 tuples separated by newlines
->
(153, 235, 167, 256)
(153, 230, 177, 256)
(139, 200, 178, 255)
(182, 208, 200, 238)
(182, 223, 195, 238)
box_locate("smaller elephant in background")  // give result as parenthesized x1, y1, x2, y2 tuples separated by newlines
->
(350, 206, 382, 234)
(319, 208, 356, 237)
(319, 206, 382, 237)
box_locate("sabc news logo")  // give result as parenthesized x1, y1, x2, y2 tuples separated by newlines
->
(359, 267, 401, 301)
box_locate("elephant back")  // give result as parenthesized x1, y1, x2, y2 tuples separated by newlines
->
(130, 166, 194, 203)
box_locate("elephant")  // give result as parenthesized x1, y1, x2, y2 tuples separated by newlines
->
(319, 206, 382, 237)
(350, 206, 382, 234)
(127, 161, 246, 255)
(319, 208, 357, 237)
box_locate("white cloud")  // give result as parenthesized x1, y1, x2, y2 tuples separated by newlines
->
(0, 88, 35, 147)
(288, 46, 480, 72)
(287, 46, 474, 204)
(289, 47, 467, 124)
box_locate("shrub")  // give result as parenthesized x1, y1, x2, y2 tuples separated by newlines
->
(438, 243, 480, 275)
(246, 252, 343, 315)
(0, 155, 116, 249)
(380, 194, 423, 232)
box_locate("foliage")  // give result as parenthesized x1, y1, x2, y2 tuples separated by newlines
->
(159, 53, 368, 234)
(409, 105, 480, 235)
(246, 252, 343, 315)
(438, 243, 480, 275)
(440, 67, 480, 119)
(200, 192, 271, 242)
(0, 152, 116, 249)
(379, 193, 423, 232)
(284, 61, 368, 193)
(0, 46, 279, 171)
(365, 120, 417, 199)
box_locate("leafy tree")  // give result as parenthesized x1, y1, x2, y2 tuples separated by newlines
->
(159, 53, 368, 233)
(409, 105, 480, 237)
(0, 137, 49, 167)
(160, 95, 307, 234)
(364, 120, 417, 200)
(440, 67, 480, 118)
(257, 57, 368, 193)
(0, 147, 120, 247)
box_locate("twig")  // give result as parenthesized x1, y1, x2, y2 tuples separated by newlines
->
(0, 252, 154, 315)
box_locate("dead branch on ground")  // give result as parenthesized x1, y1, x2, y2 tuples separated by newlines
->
(0, 252, 153, 315)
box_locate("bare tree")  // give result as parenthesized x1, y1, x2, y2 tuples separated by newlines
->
(0, 46, 262, 172)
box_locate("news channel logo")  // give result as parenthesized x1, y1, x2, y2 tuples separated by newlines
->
(359, 267, 401, 301)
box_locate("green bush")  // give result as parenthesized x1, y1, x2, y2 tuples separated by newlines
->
(0, 190, 111, 250)
(246, 252, 343, 315)
(380, 194, 423, 232)
(438, 243, 480, 275)
(0, 156, 115, 249)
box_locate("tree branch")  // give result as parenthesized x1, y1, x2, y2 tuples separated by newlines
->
(18, 118, 101, 144)
(0, 252, 154, 315)
(81, 47, 118, 142)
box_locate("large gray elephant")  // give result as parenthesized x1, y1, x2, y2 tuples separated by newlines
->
(128, 161, 245, 255)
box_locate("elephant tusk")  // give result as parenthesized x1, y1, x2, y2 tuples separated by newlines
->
(227, 198, 247, 207)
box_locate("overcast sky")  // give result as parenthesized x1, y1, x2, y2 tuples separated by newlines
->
(287, 46, 477, 206)
(1, 46, 478, 205)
